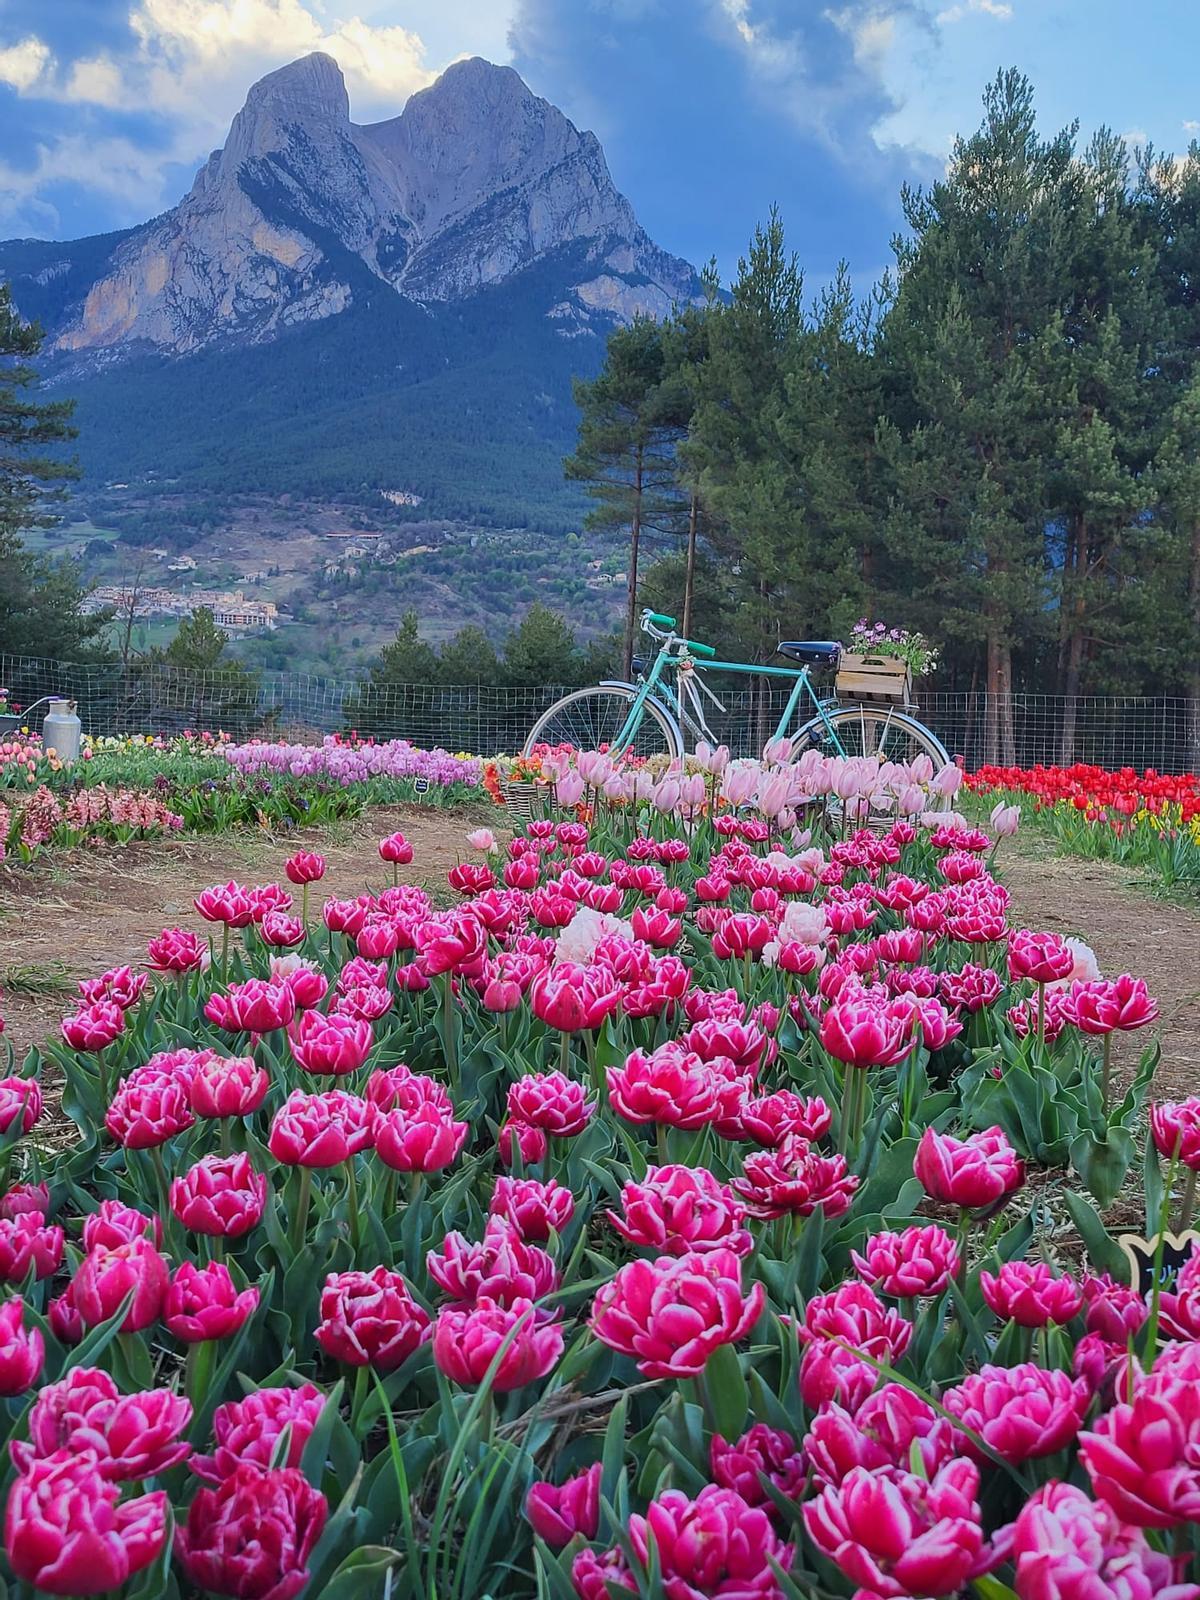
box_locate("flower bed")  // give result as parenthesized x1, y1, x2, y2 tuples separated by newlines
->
(967, 762, 1200, 894)
(1, 733, 487, 861)
(0, 747, 1194, 1598)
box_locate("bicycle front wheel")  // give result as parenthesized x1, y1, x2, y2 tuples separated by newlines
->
(523, 687, 682, 762)
(793, 703, 950, 768)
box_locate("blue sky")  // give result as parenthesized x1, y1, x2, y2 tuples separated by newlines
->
(1, 1, 1198, 287)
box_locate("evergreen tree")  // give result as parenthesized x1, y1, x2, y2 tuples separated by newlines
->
(0, 284, 112, 661)
(345, 611, 438, 736)
(502, 604, 580, 688)
(436, 625, 500, 685)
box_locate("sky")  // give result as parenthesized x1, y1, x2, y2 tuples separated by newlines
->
(2, 1, 1199, 288)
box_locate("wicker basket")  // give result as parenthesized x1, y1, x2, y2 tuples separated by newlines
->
(501, 780, 545, 820)
(835, 651, 913, 705)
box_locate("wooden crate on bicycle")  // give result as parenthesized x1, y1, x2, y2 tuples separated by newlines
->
(835, 651, 913, 706)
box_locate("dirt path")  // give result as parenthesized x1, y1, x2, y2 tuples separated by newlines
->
(0, 804, 489, 1062)
(998, 835, 1200, 1099)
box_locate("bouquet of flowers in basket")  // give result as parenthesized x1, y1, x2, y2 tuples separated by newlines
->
(483, 751, 554, 805)
(847, 619, 939, 678)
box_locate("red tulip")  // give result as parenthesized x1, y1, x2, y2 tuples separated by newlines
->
(379, 830, 414, 864)
(268, 1090, 373, 1167)
(914, 1125, 1024, 1210)
(571, 1547, 636, 1600)
(489, 1176, 574, 1242)
(170, 1153, 268, 1238)
(323, 896, 368, 936)
(13, 1365, 191, 1479)
(608, 1164, 752, 1258)
(0, 1182, 49, 1221)
(629, 1485, 794, 1596)
(1081, 1272, 1148, 1346)
(590, 1247, 764, 1379)
(497, 1118, 548, 1166)
(177, 1463, 327, 1600)
(414, 912, 485, 977)
(248, 883, 293, 922)
(712, 914, 773, 960)
(288, 1010, 374, 1078)
(732, 1137, 858, 1220)
(943, 1362, 1089, 1463)
(525, 1462, 601, 1547)
(365, 1064, 452, 1116)
(60, 1001, 124, 1053)
(506, 1071, 596, 1137)
(82, 1200, 161, 1252)
(78, 966, 147, 1011)
(0, 1298, 42, 1396)
(803, 1458, 984, 1599)
(284, 850, 326, 884)
(164, 1261, 260, 1343)
(710, 1425, 806, 1507)
(630, 905, 682, 948)
(204, 977, 295, 1034)
(315, 1267, 430, 1370)
(851, 1224, 960, 1299)
(939, 964, 1003, 1013)
(1150, 1099, 1200, 1170)
(191, 1383, 326, 1484)
(5, 1452, 167, 1596)
(72, 1237, 169, 1333)
(979, 1260, 1084, 1328)
(190, 1053, 269, 1118)
(105, 1068, 194, 1149)
(727, 1090, 832, 1147)
(146, 926, 207, 973)
(371, 1104, 468, 1173)
(260, 911, 306, 948)
(427, 1218, 560, 1306)
(799, 1280, 913, 1364)
(1008, 929, 1075, 985)
(0, 1076, 40, 1136)
(194, 880, 256, 927)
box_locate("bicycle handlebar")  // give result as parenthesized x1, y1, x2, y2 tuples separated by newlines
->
(639, 608, 716, 659)
(645, 611, 677, 628)
(684, 639, 716, 659)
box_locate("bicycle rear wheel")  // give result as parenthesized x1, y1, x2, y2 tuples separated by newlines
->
(793, 703, 950, 768)
(523, 686, 683, 762)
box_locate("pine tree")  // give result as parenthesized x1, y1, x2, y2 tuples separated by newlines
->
(502, 604, 580, 688)
(0, 284, 111, 661)
(436, 626, 500, 686)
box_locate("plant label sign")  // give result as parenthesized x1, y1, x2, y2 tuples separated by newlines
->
(413, 776, 430, 794)
(1117, 1230, 1200, 1295)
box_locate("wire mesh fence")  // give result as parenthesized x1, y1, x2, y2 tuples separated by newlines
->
(3, 654, 1198, 773)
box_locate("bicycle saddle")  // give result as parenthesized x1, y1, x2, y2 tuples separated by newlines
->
(777, 641, 841, 666)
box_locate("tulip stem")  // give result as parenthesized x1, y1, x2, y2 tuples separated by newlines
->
(1036, 982, 1046, 1048)
(955, 1207, 972, 1288)
(441, 975, 459, 1096)
(1181, 1168, 1198, 1233)
(186, 1337, 215, 1409)
(346, 1158, 362, 1260)
(149, 1144, 171, 1221)
(349, 1361, 369, 1434)
(1101, 1033, 1112, 1113)
(220, 922, 230, 978)
(558, 1029, 571, 1078)
(289, 1166, 313, 1256)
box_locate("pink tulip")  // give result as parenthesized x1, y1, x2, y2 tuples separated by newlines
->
(943, 1362, 1090, 1463)
(189, 1053, 268, 1118)
(851, 1224, 960, 1299)
(607, 1164, 752, 1257)
(427, 1218, 559, 1305)
(489, 1177, 574, 1242)
(529, 963, 620, 1032)
(170, 1153, 268, 1238)
(61, 1001, 124, 1052)
(1079, 1347, 1200, 1526)
(0, 1214, 64, 1283)
(13, 1365, 191, 1479)
(164, 1261, 260, 1343)
(146, 927, 208, 973)
(733, 1137, 859, 1220)
(315, 1267, 431, 1370)
(979, 1260, 1083, 1327)
(914, 1124, 1024, 1210)
(5, 1453, 168, 1595)
(372, 1104, 468, 1173)
(0, 1077, 40, 1136)
(525, 1462, 601, 1547)
(939, 964, 1003, 1012)
(284, 850, 326, 884)
(727, 1090, 832, 1147)
(798, 1280, 913, 1364)
(0, 1298, 42, 1396)
(803, 1458, 984, 1599)
(1009, 1480, 1198, 1600)
(268, 1089, 373, 1167)
(1008, 929, 1075, 985)
(194, 880, 255, 927)
(379, 830, 414, 864)
(105, 1068, 194, 1149)
(506, 1071, 596, 1137)
(1063, 974, 1159, 1034)
(555, 771, 586, 807)
(1081, 1272, 1149, 1347)
(629, 1484, 793, 1595)
(989, 801, 1021, 837)
(288, 1010, 374, 1077)
(72, 1237, 169, 1333)
(204, 977, 296, 1034)
(433, 1297, 563, 1390)
(607, 1043, 720, 1130)
(804, 1384, 958, 1488)
(820, 996, 912, 1068)
(710, 1424, 806, 1506)
(191, 1384, 325, 1484)
(589, 1247, 764, 1378)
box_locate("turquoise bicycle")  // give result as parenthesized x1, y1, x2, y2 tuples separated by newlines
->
(523, 609, 950, 766)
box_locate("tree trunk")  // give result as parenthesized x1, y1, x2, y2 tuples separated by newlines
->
(1057, 513, 1087, 766)
(1189, 519, 1200, 773)
(682, 493, 699, 640)
(984, 628, 1017, 767)
(622, 447, 644, 679)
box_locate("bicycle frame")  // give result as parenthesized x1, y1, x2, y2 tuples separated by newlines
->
(612, 641, 849, 756)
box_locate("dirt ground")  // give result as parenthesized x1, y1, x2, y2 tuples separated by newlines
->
(0, 805, 484, 1062)
(2, 812, 1198, 1096)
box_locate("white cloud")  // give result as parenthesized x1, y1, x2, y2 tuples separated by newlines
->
(0, 35, 53, 93)
(1184, 119, 1200, 135)
(0, 132, 173, 230)
(936, 0, 1012, 22)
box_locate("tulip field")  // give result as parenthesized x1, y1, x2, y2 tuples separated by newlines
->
(0, 744, 1197, 1600)
(966, 763, 1200, 896)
